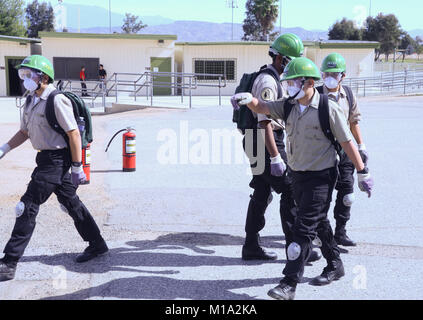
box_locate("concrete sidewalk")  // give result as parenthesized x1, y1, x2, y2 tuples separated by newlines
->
(0, 95, 422, 300)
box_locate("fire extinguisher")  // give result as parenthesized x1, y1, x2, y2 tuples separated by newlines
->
(105, 127, 136, 172)
(81, 143, 91, 184)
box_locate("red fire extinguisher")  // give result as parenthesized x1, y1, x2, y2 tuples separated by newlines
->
(105, 127, 136, 172)
(81, 143, 91, 184)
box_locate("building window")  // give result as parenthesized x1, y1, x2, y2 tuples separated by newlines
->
(193, 59, 236, 81)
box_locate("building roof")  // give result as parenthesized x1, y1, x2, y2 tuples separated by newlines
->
(0, 35, 41, 43)
(176, 40, 380, 49)
(39, 32, 177, 41)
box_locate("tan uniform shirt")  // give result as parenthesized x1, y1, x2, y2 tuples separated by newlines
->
(21, 84, 78, 151)
(323, 85, 361, 125)
(251, 64, 285, 131)
(266, 89, 352, 171)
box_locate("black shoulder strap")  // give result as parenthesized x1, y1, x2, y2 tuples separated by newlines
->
(46, 90, 68, 138)
(342, 85, 354, 120)
(25, 95, 32, 107)
(259, 67, 283, 99)
(316, 85, 324, 95)
(282, 99, 295, 123)
(318, 93, 342, 156)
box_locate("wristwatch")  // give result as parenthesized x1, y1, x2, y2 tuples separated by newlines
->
(357, 167, 369, 174)
(71, 161, 82, 167)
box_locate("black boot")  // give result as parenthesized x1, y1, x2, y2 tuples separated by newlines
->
(0, 258, 17, 282)
(267, 278, 297, 300)
(76, 238, 109, 263)
(309, 260, 345, 286)
(335, 224, 357, 247)
(242, 233, 277, 261)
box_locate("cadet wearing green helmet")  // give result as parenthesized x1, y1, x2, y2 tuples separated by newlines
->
(0, 55, 108, 282)
(240, 33, 307, 261)
(317, 53, 368, 247)
(231, 57, 374, 300)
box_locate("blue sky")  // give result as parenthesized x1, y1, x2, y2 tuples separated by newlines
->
(31, 0, 422, 31)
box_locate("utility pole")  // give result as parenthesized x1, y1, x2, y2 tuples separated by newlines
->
(109, 0, 112, 33)
(369, 0, 372, 17)
(226, 0, 238, 41)
(280, 0, 282, 34)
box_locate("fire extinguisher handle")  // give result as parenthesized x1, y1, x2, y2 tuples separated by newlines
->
(105, 129, 127, 152)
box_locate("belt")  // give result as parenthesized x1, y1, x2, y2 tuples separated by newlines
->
(38, 148, 68, 154)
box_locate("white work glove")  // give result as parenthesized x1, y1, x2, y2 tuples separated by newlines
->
(358, 143, 369, 165)
(230, 92, 253, 110)
(357, 168, 374, 198)
(71, 163, 87, 187)
(270, 153, 286, 177)
(0, 144, 11, 160)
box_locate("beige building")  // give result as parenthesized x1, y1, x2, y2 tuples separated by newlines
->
(0, 35, 40, 96)
(1, 32, 378, 97)
(175, 40, 379, 96)
(39, 32, 177, 95)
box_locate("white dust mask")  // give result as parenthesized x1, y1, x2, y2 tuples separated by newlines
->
(324, 76, 339, 89)
(23, 78, 38, 92)
(287, 86, 300, 97)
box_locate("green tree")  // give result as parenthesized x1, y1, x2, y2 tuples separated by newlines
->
(0, 0, 26, 37)
(121, 13, 147, 34)
(415, 37, 423, 60)
(242, 0, 279, 41)
(363, 13, 402, 62)
(399, 32, 416, 61)
(26, 0, 55, 38)
(328, 18, 362, 40)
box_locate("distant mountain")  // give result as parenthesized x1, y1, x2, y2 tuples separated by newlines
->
(58, 3, 173, 30)
(138, 21, 328, 42)
(66, 20, 329, 42)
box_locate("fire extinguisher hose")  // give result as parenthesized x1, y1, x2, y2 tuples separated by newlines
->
(105, 129, 127, 152)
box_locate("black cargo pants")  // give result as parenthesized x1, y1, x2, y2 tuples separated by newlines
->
(242, 129, 297, 246)
(283, 167, 341, 283)
(3, 149, 103, 262)
(333, 152, 355, 226)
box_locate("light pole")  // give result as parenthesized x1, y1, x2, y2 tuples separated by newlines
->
(109, 0, 112, 33)
(280, 0, 282, 34)
(369, 0, 372, 17)
(226, 0, 238, 41)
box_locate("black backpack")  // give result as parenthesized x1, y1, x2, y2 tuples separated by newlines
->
(45, 90, 93, 148)
(316, 85, 354, 121)
(232, 65, 282, 134)
(282, 93, 343, 156)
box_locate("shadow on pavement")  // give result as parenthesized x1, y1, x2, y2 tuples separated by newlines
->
(22, 232, 287, 299)
(42, 276, 282, 300)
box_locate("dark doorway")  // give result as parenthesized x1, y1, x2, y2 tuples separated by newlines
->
(53, 57, 100, 80)
(6, 57, 25, 96)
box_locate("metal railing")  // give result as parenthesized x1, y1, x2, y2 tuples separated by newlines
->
(53, 71, 227, 109)
(316, 69, 423, 97)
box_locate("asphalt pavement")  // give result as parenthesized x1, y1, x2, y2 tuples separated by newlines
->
(0, 95, 422, 300)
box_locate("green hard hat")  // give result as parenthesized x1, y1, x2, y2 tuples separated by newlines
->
(19, 55, 55, 81)
(270, 33, 304, 59)
(281, 57, 321, 81)
(321, 53, 346, 73)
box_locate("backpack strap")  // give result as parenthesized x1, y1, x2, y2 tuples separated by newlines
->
(25, 95, 32, 108)
(45, 90, 70, 145)
(342, 85, 354, 121)
(282, 99, 295, 123)
(316, 85, 324, 95)
(318, 93, 343, 157)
